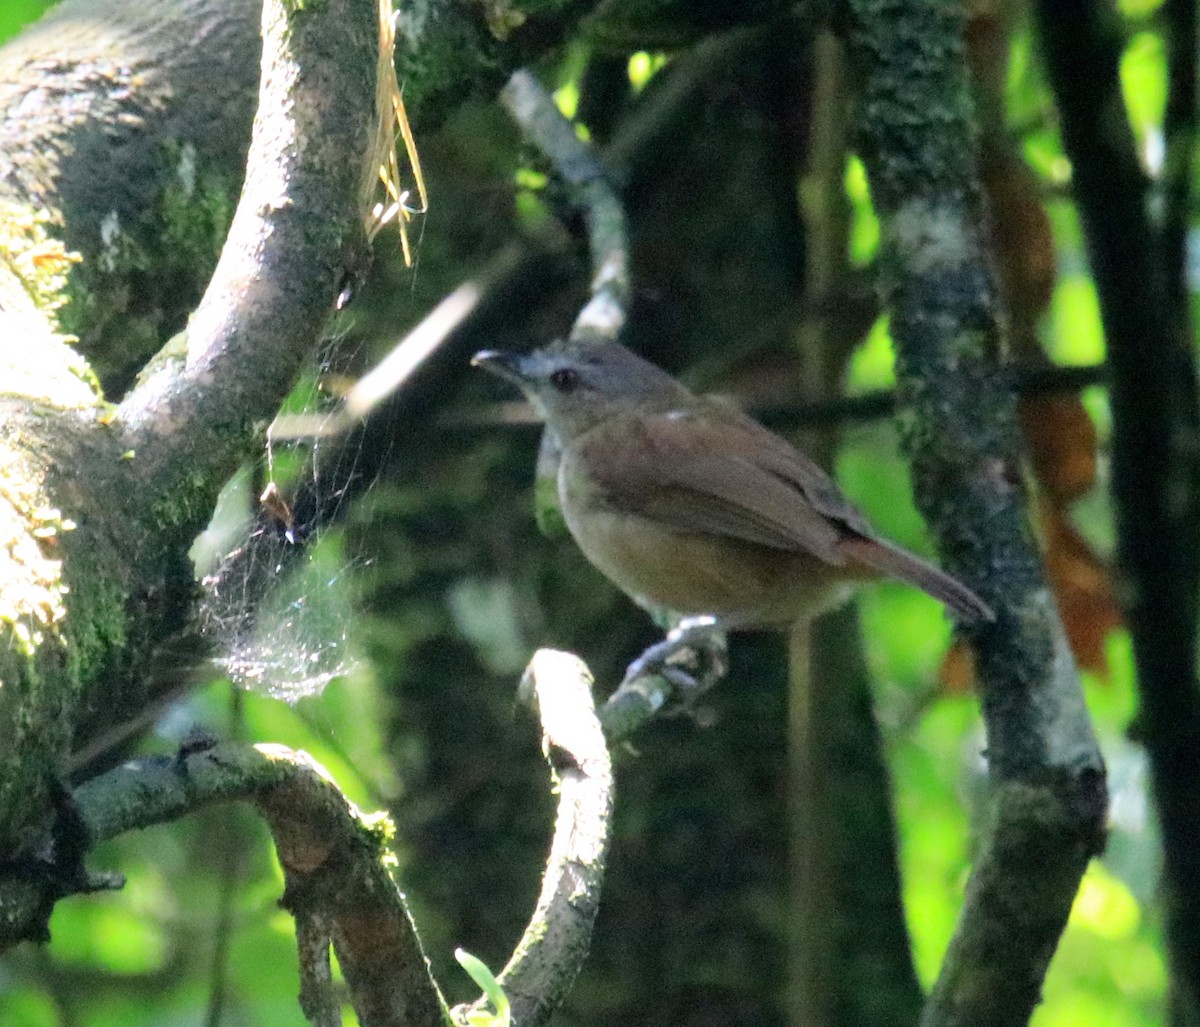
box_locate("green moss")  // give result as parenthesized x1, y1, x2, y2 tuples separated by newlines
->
(57, 535, 128, 688)
(0, 437, 99, 859)
(158, 142, 235, 282)
(0, 202, 79, 319)
(0, 470, 71, 660)
(360, 808, 399, 850)
(59, 140, 236, 391)
(0, 424, 131, 691)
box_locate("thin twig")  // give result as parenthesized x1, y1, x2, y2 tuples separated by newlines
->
(761, 361, 1108, 429)
(501, 69, 630, 344)
(447, 360, 1109, 435)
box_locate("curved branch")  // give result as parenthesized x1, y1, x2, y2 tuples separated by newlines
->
(113, 0, 378, 520)
(75, 742, 448, 1027)
(457, 649, 613, 1026)
(19, 645, 617, 1027)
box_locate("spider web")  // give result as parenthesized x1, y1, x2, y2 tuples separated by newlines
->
(191, 330, 379, 702)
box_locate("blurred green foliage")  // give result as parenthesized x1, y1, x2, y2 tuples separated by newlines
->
(0, 0, 54, 43)
(0, 2, 1183, 1025)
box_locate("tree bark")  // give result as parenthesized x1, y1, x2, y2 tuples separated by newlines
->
(841, 1, 1108, 1024)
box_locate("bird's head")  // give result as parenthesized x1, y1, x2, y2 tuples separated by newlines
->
(472, 339, 689, 441)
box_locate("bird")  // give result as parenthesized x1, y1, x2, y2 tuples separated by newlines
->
(473, 339, 994, 634)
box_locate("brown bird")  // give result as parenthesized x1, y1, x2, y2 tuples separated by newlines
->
(474, 339, 993, 631)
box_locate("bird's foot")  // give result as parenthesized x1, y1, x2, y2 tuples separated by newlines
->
(621, 616, 729, 709)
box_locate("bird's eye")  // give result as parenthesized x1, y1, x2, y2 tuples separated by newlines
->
(549, 367, 582, 393)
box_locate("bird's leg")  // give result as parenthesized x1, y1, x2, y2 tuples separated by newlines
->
(621, 615, 729, 703)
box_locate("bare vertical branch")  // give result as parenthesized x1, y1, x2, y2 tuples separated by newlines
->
(1163, 0, 1197, 323)
(789, 30, 921, 1027)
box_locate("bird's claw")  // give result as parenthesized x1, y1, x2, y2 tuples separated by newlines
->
(621, 616, 729, 708)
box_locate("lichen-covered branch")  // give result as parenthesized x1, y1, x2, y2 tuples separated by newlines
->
(0, 0, 381, 925)
(840, 1, 1107, 1024)
(114, 0, 378, 522)
(456, 649, 613, 1025)
(76, 743, 449, 1026)
(0, 0, 261, 388)
(1162, 0, 1197, 323)
(1035, 1, 1200, 1018)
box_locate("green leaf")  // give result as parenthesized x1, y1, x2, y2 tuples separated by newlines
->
(1120, 32, 1166, 140)
(455, 948, 510, 1027)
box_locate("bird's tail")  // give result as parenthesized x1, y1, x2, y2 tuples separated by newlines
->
(839, 535, 994, 624)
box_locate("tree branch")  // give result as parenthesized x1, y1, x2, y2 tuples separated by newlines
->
(295, 911, 339, 1027)
(0, 0, 388, 877)
(452, 360, 1108, 436)
(457, 649, 613, 1026)
(0, 0, 261, 389)
(49, 647, 617, 1026)
(114, 0, 378, 523)
(841, 1, 1108, 1024)
(501, 68, 630, 346)
(1162, 0, 1197, 324)
(806, 606, 923, 1025)
(22, 648, 617, 1025)
(75, 742, 448, 1027)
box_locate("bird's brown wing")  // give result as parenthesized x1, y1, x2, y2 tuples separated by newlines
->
(578, 403, 872, 563)
(574, 403, 995, 623)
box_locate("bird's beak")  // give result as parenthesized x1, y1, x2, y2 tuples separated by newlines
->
(471, 349, 527, 386)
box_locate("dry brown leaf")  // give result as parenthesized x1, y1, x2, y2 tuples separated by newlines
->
(1039, 499, 1123, 677)
(1019, 392, 1099, 502)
